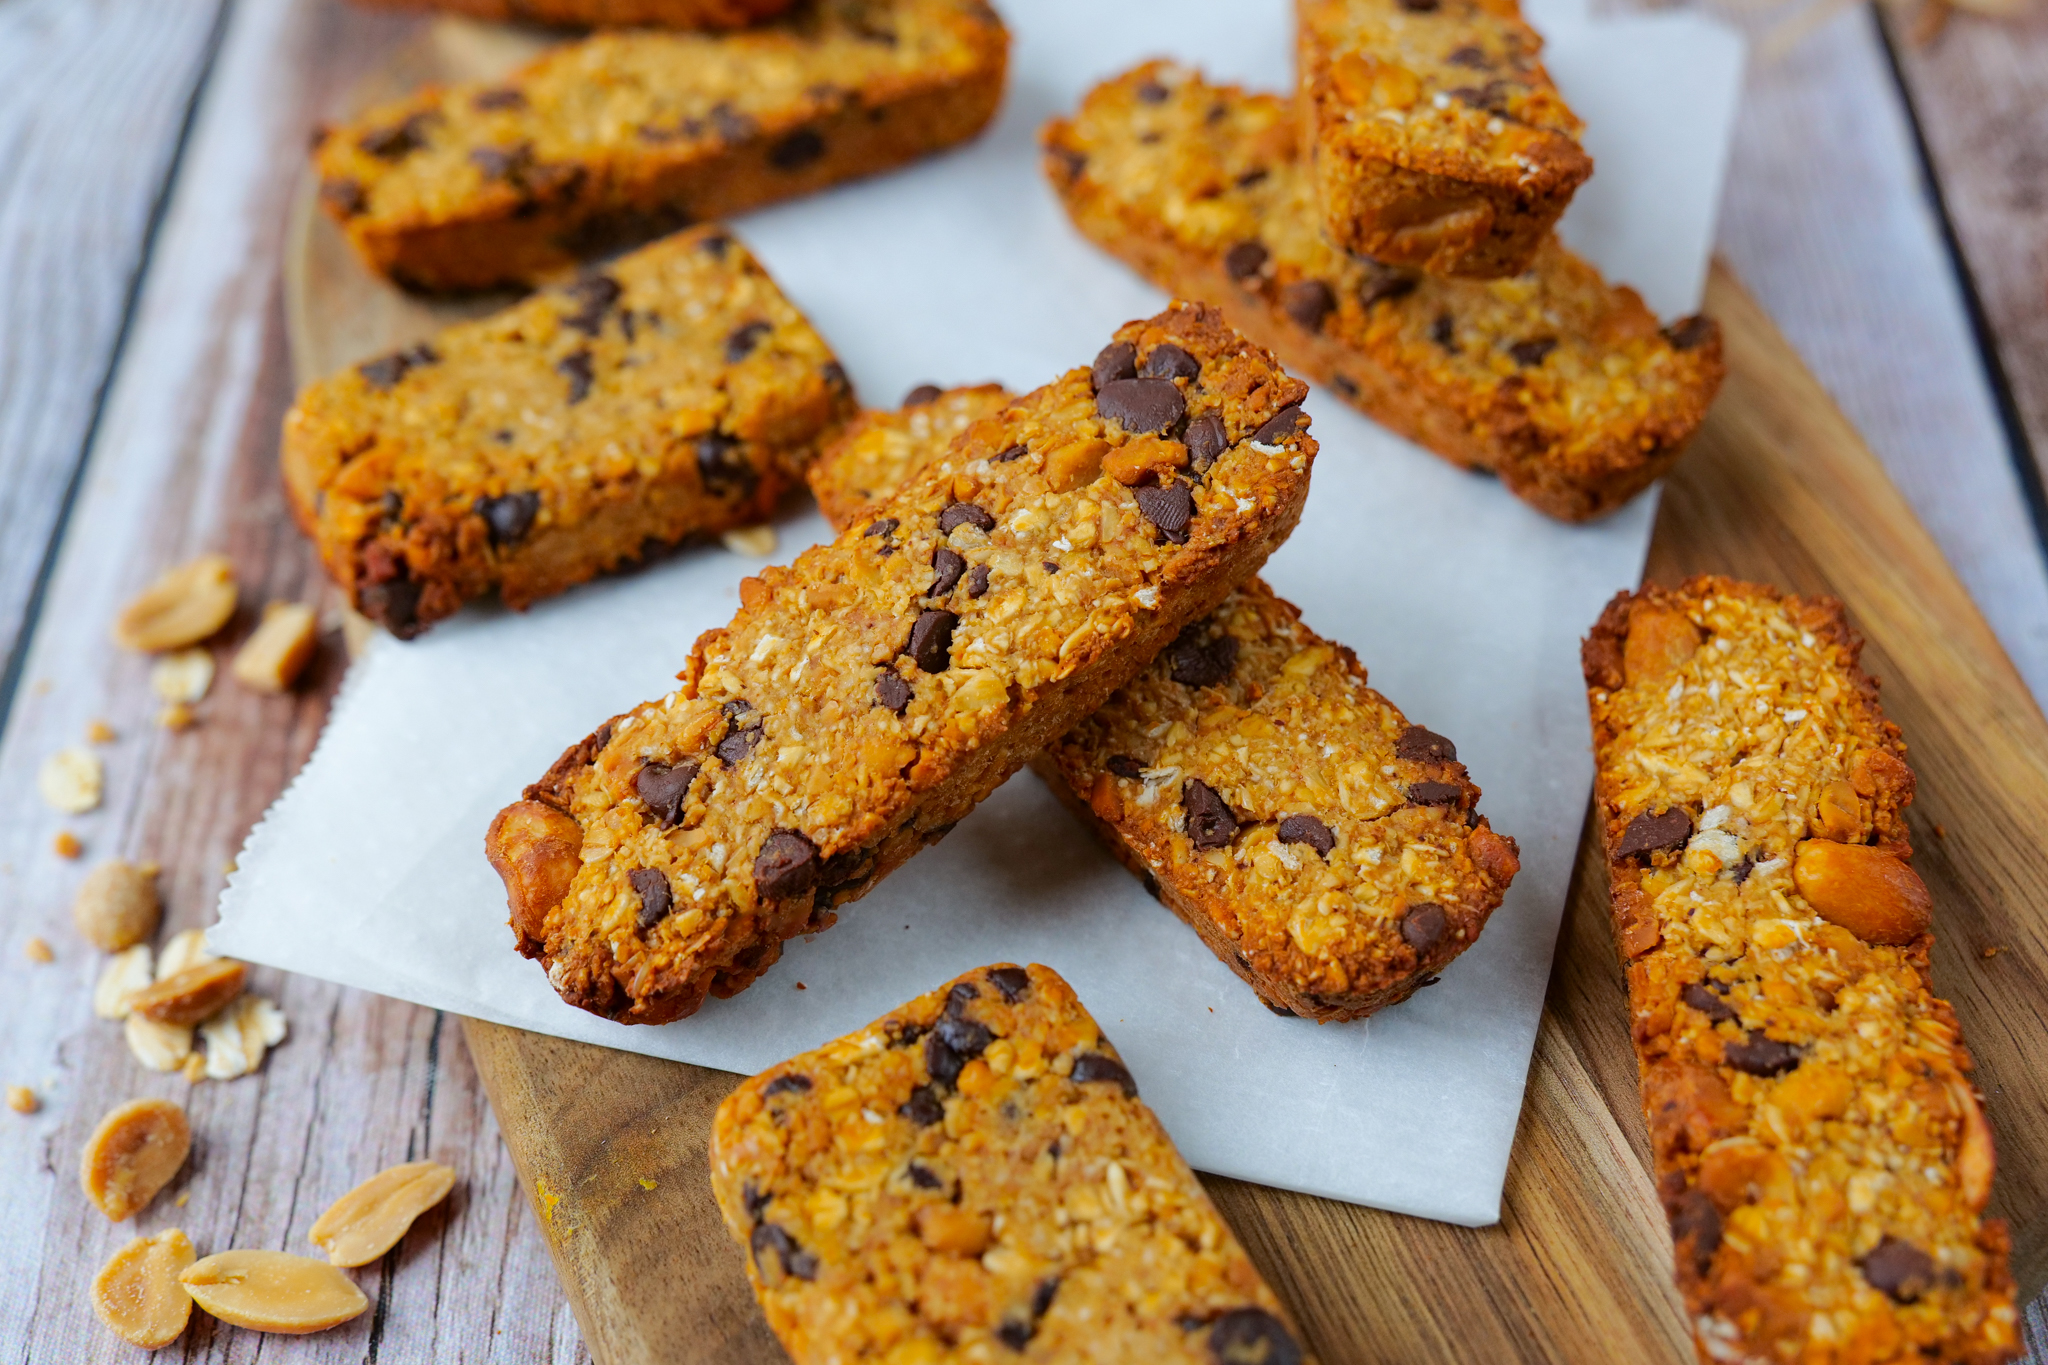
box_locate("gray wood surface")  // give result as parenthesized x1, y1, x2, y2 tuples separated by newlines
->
(0, 0, 2042, 1361)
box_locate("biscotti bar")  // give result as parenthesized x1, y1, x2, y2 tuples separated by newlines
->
(710, 962, 1316, 1363)
(1297, 0, 1590, 278)
(315, 0, 1009, 290)
(283, 226, 853, 638)
(1044, 63, 1722, 523)
(486, 302, 1318, 1024)
(812, 387, 1520, 1020)
(1583, 578, 2018, 1364)
(348, 0, 793, 27)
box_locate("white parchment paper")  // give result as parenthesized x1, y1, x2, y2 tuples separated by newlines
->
(213, 0, 1742, 1226)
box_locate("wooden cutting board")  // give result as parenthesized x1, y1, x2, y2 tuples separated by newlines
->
(287, 33, 2048, 1359)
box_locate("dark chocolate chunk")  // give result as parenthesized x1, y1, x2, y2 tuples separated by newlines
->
(628, 867, 672, 929)
(1282, 279, 1336, 332)
(556, 350, 595, 404)
(924, 1031, 966, 1086)
(1431, 312, 1458, 352)
(360, 569, 421, 638)
(1398, 0, 1440, 11)
(906, 609, 958, 673)
(1236, 167, 1269, 186)
(750, 1222, 817, 1281)
(561, 274, 622, 337)
(742, 1179, 771, 1217)
(1098, 376, 1187, 435)
(906, 1161, 944, 1190)
(1207, 1307, 1303, 1365)
(1278, 815, 1336, 856)
(1401, 902, 1448, 954)
(359, 112, 437, 160)
(1134, 481, 1196, 544)
(320, 177, 366, 217)
(996, 1317, 1033, 1351)
(709, 101, 757, 142)
(944, 982, 979, 1016)
(929, 547, 966, 596)
(938, 501, 996, 534)
(1447, 44, 1490, 67)
(1682, 982, 1738, 1025)
(1669, 1188, 1722, 1275)
(357, 344, 437, 391)
(875, 672, 912, 714)
(769, 127, 825, 169)
(1407, 781, 1464, 806)
(1509, 337, 1559, 367)
(1224, 241, 1269, 282)
(1136, 79, 1171, 103)
(725, 320, 772, 362)
(1107, 754, 1144, 780)
(1732, 853, 1760, 885)
(1140, 344, 1201, 381)
(1615, 807, 1692, 859)
(1359, 260, 1419, 308)
(697, 433, 755, 495)
(967, 564, 991, 598)
(988, 966, 1030, 1002)
(762, 1073, 812, 1097)
(1168, 626, 1238, 688)
(1183, 779, 1239, 850)
(935, 1014, 993, 1062)
(994, 443, 1028, 462)
(635, 760, 700, 827)
(900, 1084, 945, 1126)
(1042, 561, 1060, 574)
(1395, 725, 1457, 764)
(1091, 341, 1138, 391)
(1448, 82, 1513, 115)
(1048, 145, 1088, 182)
(701, 230, 732, 258)
(1265, 999, 1298, 1017)
(1862, 1236, 1936, 1303)
(1252, 405, 1306, 445)
(865, 516, 899, 540)
(1664, 316, 1715, 351)
(902, 383, 944, 406)
(821, 359, 849, 391)
(716, 719, 763, 765)
(473, 87, 526, 111)
(1185, 412, 1229, 474)
(468, 144, 526, 181)
(476, 490, 540, 545)
(1726, 1032, 1802, 1076)
(1069, 1051, 1138, 1097)
(754, 830, 819, 900)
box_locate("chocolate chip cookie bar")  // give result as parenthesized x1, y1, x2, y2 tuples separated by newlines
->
(806, 382, 1012, 531)
(314, 0, 1009, 291)
(710, 962, 1315, 1363)
(1043, 63, 1723, 523)
(348, 0, 793, 27)
(1583, 578, 2018, 1364)
(1298, 0, 1591, 278)
(486, 302, 1318, 1024)
(283, 226, 853, 638)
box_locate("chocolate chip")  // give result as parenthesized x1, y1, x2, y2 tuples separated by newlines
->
(1207, 1308, 1302, 1365)
(924, 1031, 966, 1086)
(900, 1084, 945, 1126)
(1732, 853, 1760, 885)
(1665, 316, 1715, 351)
(709, 101, 756, 142)
(1141, 344, 1201, 381)
(1615, 807, 1692, 859)
(865, 516, 899, 540)
(906, 609, 958, 673)
(1031, 1277, 1061, 1320)
(1042, 561, 1059, 574)
(1048, 145, 1088, 182)
(1070, 1052, 1138, 1097)
(1265, 999, 1298, 1017)
(725, 320, 772, 362)
(994, 443, 1028, 462)
(559, 274, 622, 338)
(358, 344, 437, 391)
(359, 112, 436, 159)
(473, 87, 526, 110)
(1431, 312, 1458, 352)
(769, 128, 825, 169)
(628, 867, 672, 929)
(1169, 626, 1238, 687)
(876, 672, 912, 713)
(1862, 1236, 1935, 1303)
(1359, 260, 1419, 308)
(1134, 481, 1195, 544)
(1183, 778, 1239, 850)
(1682, 982, 1738, 1025)
(700, 230, 732, 258)
(1395, 725, 1457, 764)
(1669, 1188, 1722, 1275)
(754, 830, 819, 900)
(1282, 280, 1335, 332)
(476, 490, 540, 545)
(320, 178, 366, 217)
(1278, 815, 1336, 856)
(1725, 1032, 1801, 1076)
(996, 1316, 1034, 1350)
(1252, 405, 1306, 446)
(1509, 337, 1558, 367)
(1185, 412, 1228, 474)
(1136, 79, 1170, 103)
(1407, 781, 1463, 806)
(930, 547, 966, 596)
(938, 502, 995, 535)
(1236, 166, 1268, 186)
(1224, 241, 1269, 282)
(763, 1073, 811, 1097)
(742, 1179, 771, 1217)
(1449, 82, 1513, 115)
(1107, 755, 1143, 780)
(1091, 341, 1138, 391)
(1398, 0, 1440, 10)
(635, 760, 700, 826)
(988, 966, 1029, 1001)
(903, 383, 943, 406)
(906, 1161, 943, 1189)
(556, 350, 594, 404)
(468, 144, 525, 181)
(750, 1222, 817, 1281)
(821, 360, 849, 391)
(935, 1014, 993, 1061)
(361, 570, 421, 637)
(1398, 904, 1448, 956)
(967, 564, 990, 598)
(944, 981, 979, 1016)
(1447, 44, 1490, 67)
(697, 433, 755, 495)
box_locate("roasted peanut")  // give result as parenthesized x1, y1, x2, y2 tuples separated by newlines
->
(309, 1160, 457, 1266)
(113, 554, 238, 652)
(73, 860, 161, 952)
(1102, 434, 1188, 486)
(131, 958, 247, 1027)
(155, 927, 214, 979)
(124, 1014, 195, 1073)
(179, 1250, 368, 1334)
(1623, 605, 1701, 685)
(81, 1097, 191, 1221)
(91, 1228, 196, 1349)
(915, 1205, 991, 1256)
(1696, 1136, 1795, 1211)
(1088, 771, 1122, 822)
(38, 747, 103, 814)
(1043, 437, 1110, 493)
(199, 995, 288, 1080)
(1812, 779, 1863, 842)
(95, 945, 155, 1019)
(1793, 840, 1932, 946)
(230, 602, 319, 693)
(149, 648, 214, 704)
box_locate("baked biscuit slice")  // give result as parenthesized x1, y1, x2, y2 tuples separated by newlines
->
(1584, 577, 2018, 1365)
(711, 962, 1317, 1363)
(813, 387, 1520, 1020)
(283, 226, 854, 638)
(1297, 0, 1590, 278)
(1043, 63, 1723, 523)
(347, 0, 793, 27)
(314, 0, 1008, 291)
(486, 302, 1318, 1024)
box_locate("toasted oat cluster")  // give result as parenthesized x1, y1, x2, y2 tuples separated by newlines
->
(1043, 63, 1723, 523)
(486, 302, 1317, 1024)
(807, 383, 1013, 531)
(710, 963, 1316, 1363)
(1583, 577, 2017, 1365)
(313, 0, 1009, 290)
(1297, 0, 1590, 277)
(283, 227, 853, 638)
(347, 0, 794, 26)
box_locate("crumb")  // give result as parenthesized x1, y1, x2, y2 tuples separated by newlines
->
(87, 720, 116, 744)
(24, 937, 53, 964)
(158, 702, 196, 731)
(175, 1190, 190, 1207)
(1934, 824, 1947, 839)
(53, 831, 82, 860)
(795, 982, 806, 990)
(6, 1085, 36, 1115)
(1208, 1007, 1214, 1013)
(222, 860, 237, 876)
(1981, 946, 2006, 960)
(638, 1177, 658, 1191)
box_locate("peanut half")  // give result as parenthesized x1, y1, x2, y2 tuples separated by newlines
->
(74, 860, 162, 952)
(1793, 840, 1933, 946)
(179, 1250, 368, 1334)
(38, 747, 103, 815)
(130, 958, 247, 1027)
(230, 602, 319, 693)
(92, 1228, 196, 1349)
(113, 554, 238, 653)
(81, 1097, 191, 1221)
(95, 945, 156, 1019)
(199, 995, 287, 1080)
(309, 1161, 457, 1266)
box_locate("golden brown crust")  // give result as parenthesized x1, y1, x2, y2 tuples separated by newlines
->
(348, 0, 794, 26)
(1042, 63, 1723, 523)
(709, 963, 1316, 1363)
(807, 384, 1013, 530)
(314, 0, 1009, 291)
(1584, 576, 2017, 1365)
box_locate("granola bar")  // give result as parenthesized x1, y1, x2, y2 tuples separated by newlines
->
(1297, 0, 1591, 278)
(347, 0, 794, 26)
(709, 962, 1316, 1363)
(313, 0, 1009, 291)
(283, 226, 854, 638)
(1043, 63, 1723, 523)
(485, 302, 1318, 1024)
(806, 382, 1012, 531)
(1583, 577, 2017, 1364)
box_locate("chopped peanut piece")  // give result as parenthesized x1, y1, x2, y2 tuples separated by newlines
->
(125, 1015, 195, 1073)
(230, 602, 319, 693)
(200, 996, 288, 1080)
(92, 1228, 196, 1349)
(81, 1097, 191, 1221)
(131, 959, 247, 1027)
(155, 928, 215, 979)
(309, 1161, 457, 1266)
(87, 719, 117, 744)
(53, 831, 83, 859)
(38, 747, 103, 814)
(113, 554, 238, 652)
(73, 860, 162, 952)
(157, 702, 196, 731)
(95, 946, 156, 1019)
(7, 1085, 37, 1115)
(179, 1251, 368, 1334)
(24, 936, 54, 963)
(149, 649, 214, 705)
